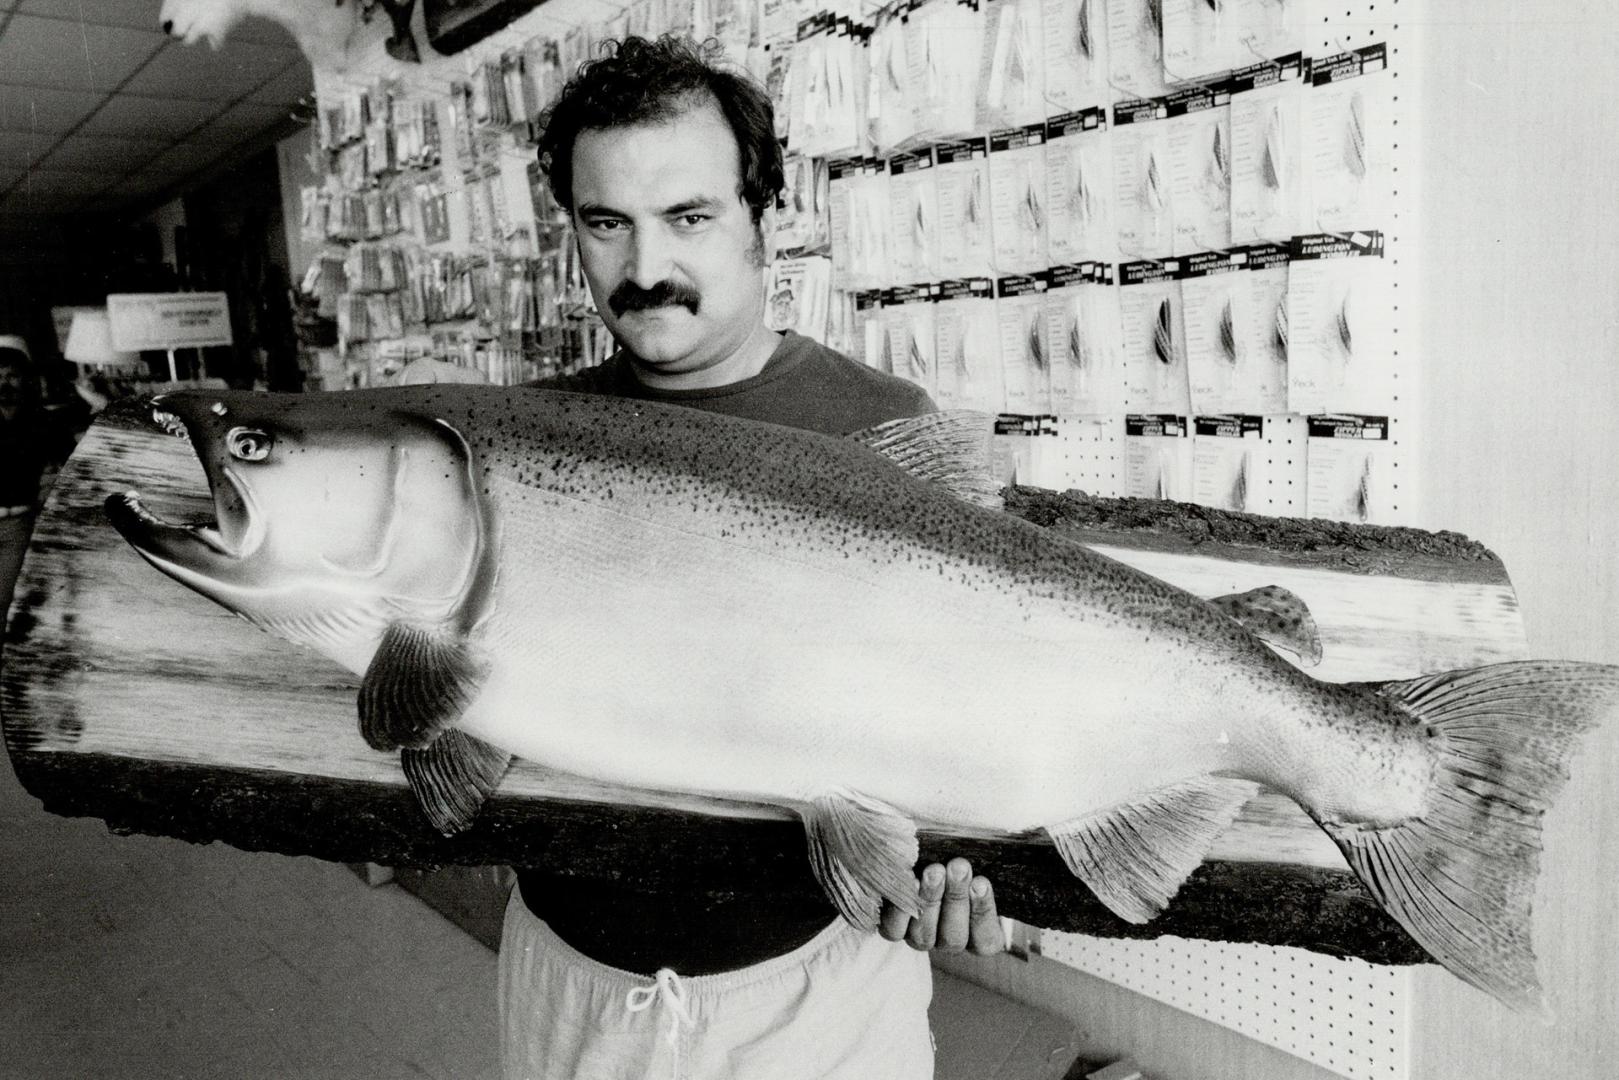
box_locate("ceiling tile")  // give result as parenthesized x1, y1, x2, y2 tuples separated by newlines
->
(203, 99, 292, 136)
(0, 187, 88, 215)
(119, 34, 303, 101)
(0, 14, 167, 93)
(34, 132, 170, 173)
(15, 0, 166, 31)
(0, 84, 107, 134)
(0, 129, 51, 172)
(76, 92, 226, 139)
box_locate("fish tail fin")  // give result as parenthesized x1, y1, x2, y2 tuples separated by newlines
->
(1321, 660, 1619, 1015)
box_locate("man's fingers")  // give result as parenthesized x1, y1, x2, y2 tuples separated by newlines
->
(877, 896, 911, 942)
(967, 876, 1005, 955)
(935, 858, 973, 951)
(904, 864, 946, 951)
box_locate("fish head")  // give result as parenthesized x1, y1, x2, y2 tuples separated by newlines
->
(106, 388, 487, 671)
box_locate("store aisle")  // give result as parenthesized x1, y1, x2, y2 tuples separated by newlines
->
(0, 750, 500, 1080)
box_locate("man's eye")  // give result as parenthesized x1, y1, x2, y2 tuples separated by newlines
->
(587, 219, 625, 232)
(677, 214, 710, 227)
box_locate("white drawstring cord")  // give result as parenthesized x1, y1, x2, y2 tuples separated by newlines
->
(625, 967, 695, 1073)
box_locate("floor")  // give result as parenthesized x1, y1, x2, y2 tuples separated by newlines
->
(1, 747, 1088, 1080)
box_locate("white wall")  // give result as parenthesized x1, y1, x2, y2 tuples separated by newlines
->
(1407, 4, 1619, 1075)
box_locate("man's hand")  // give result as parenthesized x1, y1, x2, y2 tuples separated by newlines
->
(878, 857, 1005, 955)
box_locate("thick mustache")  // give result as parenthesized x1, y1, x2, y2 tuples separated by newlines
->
(610, 280, 701, 316)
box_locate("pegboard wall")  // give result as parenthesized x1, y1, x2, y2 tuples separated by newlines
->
(295, 1, 1422, 1075)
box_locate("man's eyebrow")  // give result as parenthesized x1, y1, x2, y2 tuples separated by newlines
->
(664, 196, 727, 215)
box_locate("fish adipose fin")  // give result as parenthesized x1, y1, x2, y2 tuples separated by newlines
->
(1046, 776, 1261, 923)
(804, 790, 922, 931)
(401, 729, 513, 836)
(1321, 660, 1619, 1016)
(1208, 585, 1324, 667)
(850, 411, 1004, 511)
(359, 623, 490, 751)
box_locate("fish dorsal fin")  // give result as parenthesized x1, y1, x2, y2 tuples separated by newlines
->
(850, 410, 1004, 510)
(1046, 776, 1260, 924)
(1208, 585, 1323, 667)
(402, 729, 513, 836)
(358, 623, 489, 751)
(803, 789, 921, 931)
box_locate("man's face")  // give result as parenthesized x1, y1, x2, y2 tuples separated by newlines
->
(570, 99, 767, 381)
(0, 362, 25, 407)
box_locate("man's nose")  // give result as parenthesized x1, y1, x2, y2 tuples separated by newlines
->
(624, 226, 672, 289)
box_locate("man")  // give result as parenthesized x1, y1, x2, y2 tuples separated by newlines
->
(507, 36, 1003, 1080)
(0, 336, 74, 627)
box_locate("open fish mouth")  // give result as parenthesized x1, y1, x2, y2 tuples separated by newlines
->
(103, 404, 266, 573)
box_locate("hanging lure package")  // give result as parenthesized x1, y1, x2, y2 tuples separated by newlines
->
(1119, 258, 1192, 415)
(1228, 53, 1308, 244)
(765, 256, 833, 340)
(849, 289, 887, 371)
(867, 9, 922, 154)
(1232, 240, 1291, 413)
(1042, 0, 1112, 115)
(881, 282, 941, 397)
(1306, 413, 1394, 524)
(828, 156, 892, 290)
(1111, 97, 1176, 259)
(1124, 413, 1192, 499)
(1285, 230, 1391, 415)
(989, 122, 1051, 274)
(1304, 43, 1392, 234)
(933, 277, 1004, 410)
(1191, 414, 1264, 513)
(1105, 0, 1171, 100)
(1045, 107, 1116, 264)
(774, 154, 832, 256)
(1045, 261, 1124, 415)
(1159, 0, 1229, 83)
(1179, 248, 1248, 414)
(787, 24, 867, 160)
(934, 137, 996, 278)
(980, 0, 1047, 131)
(887, 149, 942, 283)
(995, 271, 1053, 414)
(912, 0, 988, 141)
(1164, 84, 1233, 256)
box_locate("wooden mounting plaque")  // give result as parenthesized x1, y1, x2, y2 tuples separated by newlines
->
(1, 401, 1527, 965)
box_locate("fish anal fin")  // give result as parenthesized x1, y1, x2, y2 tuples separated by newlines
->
(803, 790, 922, 931)
(850, 411, 1004, 511)
(1209, 584, 1324, 667)
(1322, 660, 1619, 1016)
(401, 729, 512, 836)
(1046, 776, 1261, 924)
(359, 623, 489, 751)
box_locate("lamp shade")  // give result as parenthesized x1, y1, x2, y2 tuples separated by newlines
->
(63, 309, 142, 374)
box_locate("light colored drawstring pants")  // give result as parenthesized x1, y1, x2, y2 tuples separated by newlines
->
(498, 885, 934, 1080)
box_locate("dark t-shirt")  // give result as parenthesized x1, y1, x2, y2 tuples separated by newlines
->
(516, 330, 935, 975)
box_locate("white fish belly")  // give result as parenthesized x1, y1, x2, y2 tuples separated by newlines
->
(456, 480, 1265, 832)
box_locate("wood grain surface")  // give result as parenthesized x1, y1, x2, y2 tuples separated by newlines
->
(0, 398, 1530, 964)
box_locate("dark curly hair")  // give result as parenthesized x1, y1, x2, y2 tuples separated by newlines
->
(537, 36, 783, 224)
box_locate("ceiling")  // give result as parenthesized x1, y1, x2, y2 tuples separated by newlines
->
(0, 0, 313, 224)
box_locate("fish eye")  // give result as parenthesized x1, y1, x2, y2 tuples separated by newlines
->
(226, 427, 274, 462)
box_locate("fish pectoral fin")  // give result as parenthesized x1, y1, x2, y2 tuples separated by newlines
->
(401, 729, 512, 836)
(1046, 776, 1261, 924)
(803, 790, 922, 931)
(358, 623, 489, 751)
(850, 411, 1004, 511)
(1207, 585, 1324, 667)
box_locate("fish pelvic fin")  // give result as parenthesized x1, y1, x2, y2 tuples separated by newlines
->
(402, 729, 512, 836)
(359, 622, 489, 751)
(1321, 660, 1619, 1017)
(804, 790, 921, 931)
(1208, 585, 1324, 667)
(1046, 776, 1261, 924)
(850, 411, 1004, 511)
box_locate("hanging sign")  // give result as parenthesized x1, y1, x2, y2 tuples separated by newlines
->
(107, 293, 234, 352)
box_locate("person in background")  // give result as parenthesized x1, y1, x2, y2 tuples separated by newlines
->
(0, 335, 76, 628)
(505, 36, 1004, 1080)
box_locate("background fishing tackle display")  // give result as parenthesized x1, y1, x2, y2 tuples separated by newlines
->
(1285, 231, 1392, 415)
(1123, 413, 1193, 499)
(1119, 259, 1192, 415)
(1305, 414, 1392, 523)
(933, 278, 1005, 411)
